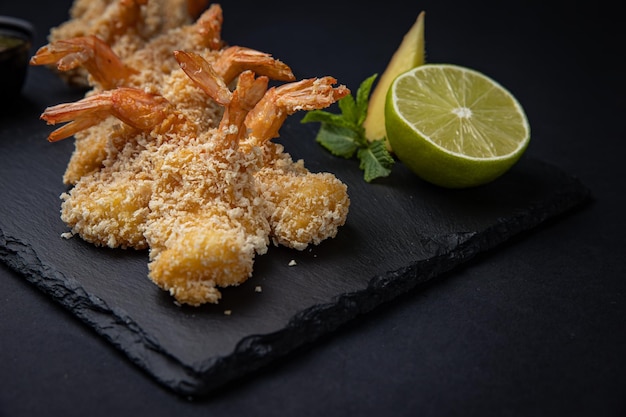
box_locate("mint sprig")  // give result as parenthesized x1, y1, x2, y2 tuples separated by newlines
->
(301, 74, 394, 182)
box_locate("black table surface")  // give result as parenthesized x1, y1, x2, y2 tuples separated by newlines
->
(1, 1, 624, 416)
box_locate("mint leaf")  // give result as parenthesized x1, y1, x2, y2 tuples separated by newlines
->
(302, 109, 358, 131)
(338, 94, 358, 124)
(315, 124, 360, 158)
(302, 73, 394, 182)
(355, 74, 378, 126)
(357, 139, 394, 182)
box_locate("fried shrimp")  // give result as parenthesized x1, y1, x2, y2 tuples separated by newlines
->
(144, 71, 271, 305)
(255, 143, 350, 250)
(43, 0, 210, 85)
(33, 1, 351, 306)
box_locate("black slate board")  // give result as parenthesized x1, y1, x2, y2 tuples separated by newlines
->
(0, 67, 590, 397)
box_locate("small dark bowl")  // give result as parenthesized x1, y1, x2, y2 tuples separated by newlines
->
(0, 16, 34, 100)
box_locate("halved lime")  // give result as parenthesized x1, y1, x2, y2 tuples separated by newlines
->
(385, 64, 530, 188)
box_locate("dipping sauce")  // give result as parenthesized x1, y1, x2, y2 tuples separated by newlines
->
(1, 34, 26, 52)
(0, 16, 34, 101)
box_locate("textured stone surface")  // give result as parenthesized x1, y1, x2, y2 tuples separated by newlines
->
(0, 69, 590, 397)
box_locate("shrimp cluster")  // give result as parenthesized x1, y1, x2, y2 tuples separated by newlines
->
(43, 0, 213, 86)
(31, 1, 351, 306)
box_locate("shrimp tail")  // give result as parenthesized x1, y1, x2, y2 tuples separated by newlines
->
(30, 36, 137, 89)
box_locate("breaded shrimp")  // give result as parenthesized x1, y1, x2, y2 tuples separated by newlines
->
(31, 16, 294, 184)
(255, 142, 350, 250)
(144, 71, 271, 305)
(44, 87, 191, 249)
(242, 77, 350, 249)
(35, 3, 351, 306)
(45, 0, 210, 85)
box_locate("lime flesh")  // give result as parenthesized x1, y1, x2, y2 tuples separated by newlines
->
(385, 64, 530, 188)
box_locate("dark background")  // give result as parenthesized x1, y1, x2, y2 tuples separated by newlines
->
(1, 0, 624, 416)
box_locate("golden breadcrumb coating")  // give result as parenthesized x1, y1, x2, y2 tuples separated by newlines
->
(256, 142, 350, 250)
(33, 1, 351, 306)
(144, 134, 270, 305)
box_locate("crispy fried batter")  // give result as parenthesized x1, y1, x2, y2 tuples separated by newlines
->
(256, 142, 350, 250)
(33, 1, 350, 306)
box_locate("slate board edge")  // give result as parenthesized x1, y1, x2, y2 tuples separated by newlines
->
(192, 173, 592, 397)
(0, 229, 200, 392)
(0, 169, 591, 398)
